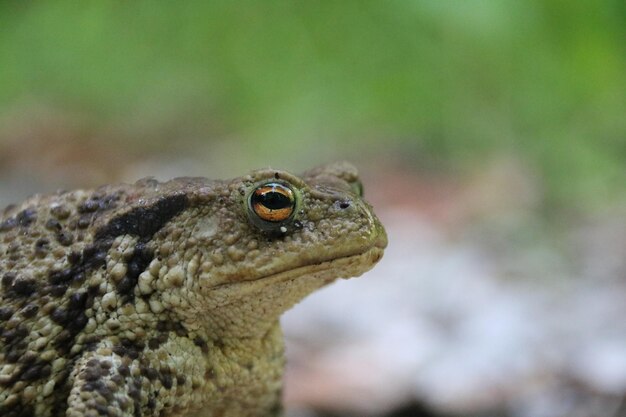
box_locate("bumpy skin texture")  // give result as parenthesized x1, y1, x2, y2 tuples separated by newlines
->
(0, 162, 387, 417)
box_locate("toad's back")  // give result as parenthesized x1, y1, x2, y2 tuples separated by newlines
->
(0, 162, 387, 417)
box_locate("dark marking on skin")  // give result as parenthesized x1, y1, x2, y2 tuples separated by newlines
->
(78, 199, 100, 214)
(147, 331, 169, 350)
(81, 360, 111, 387)
(2, 404, 35, 417)
(72, 271, 86, 285)
(20, 304, 39, 318)
(111, 373, 124, 386)
(128, 378, 143, 417)
(16, 208, 37, 227)
(20, 360, 52, 381)
(193, 336, 209, 354)
(112, 338, 142, 360)
(0, 325, 28, 342)
(148, 337, 160, 350)
(160, 371, 173, 389)
(155, 320, 188, 338)
(45, 218, 62, 231)
(83, 379, 106, 392)
(118, 364, 130, 377)
(77, 214, 93, 229)
(79, 361, 120, 412)
(49, 288, 91, 355)
(34, 238, 51, 257)
(95, 403, 111, 415)
(78, 192, 120, 215)
(95, 194, 188, 240)
(48, 284, 67, 298)
(117, 242, 154, 302)
(158, 332, 169, 344)
(144, 366, 158, 381)
(45, 242, 106, 303)
(0, 307, 14, 320)
(51, 307, 69, 325)
(5, 276, 37, 298)
(81, 243, 109, 270)
(174, 322, 188, 337)
(1, 272, 16, 288)
(53, 330, 73, 350)
(68, 291, 88, 310)
(6, 242, 21, 261)
(67, 251, 81, 265)
(147, 396, 156, 410)
(44, 368, 71, 416)
(0, 217, 17, 232)
(204, 367, 216, 380)
(48, 268, 73, 286)
(50, 204, 71, 220)
(56, 230, 74, 246)
(5, 348, 23, 363)
(123, 337, 145, 352)
(1, 323, 30, 371)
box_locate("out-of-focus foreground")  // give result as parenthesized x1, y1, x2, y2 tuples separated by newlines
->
(1, 2, 625, 416)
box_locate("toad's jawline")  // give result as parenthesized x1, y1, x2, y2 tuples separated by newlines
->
(212, 244, 385, 293)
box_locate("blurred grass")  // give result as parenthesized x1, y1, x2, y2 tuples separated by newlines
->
(0, 0, 624, 208)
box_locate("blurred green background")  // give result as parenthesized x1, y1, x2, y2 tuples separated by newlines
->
(1, 0, 624, 211)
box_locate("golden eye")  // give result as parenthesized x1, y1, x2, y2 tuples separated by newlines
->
(250, 183, 295, 222)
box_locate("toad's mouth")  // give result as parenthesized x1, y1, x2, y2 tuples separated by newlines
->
(273, 244, 385, 282)
(250, 231, 387, 284)
(208, 243, 385, 300)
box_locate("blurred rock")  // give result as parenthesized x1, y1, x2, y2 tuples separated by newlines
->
(282, 201, 626, 417)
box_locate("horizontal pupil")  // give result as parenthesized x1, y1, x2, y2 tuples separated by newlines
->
(258, 191, 291, 210)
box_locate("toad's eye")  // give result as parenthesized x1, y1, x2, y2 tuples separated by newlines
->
(249, 183, 296, 223)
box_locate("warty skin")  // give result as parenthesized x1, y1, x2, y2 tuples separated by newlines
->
(0, 162, 387, 417)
